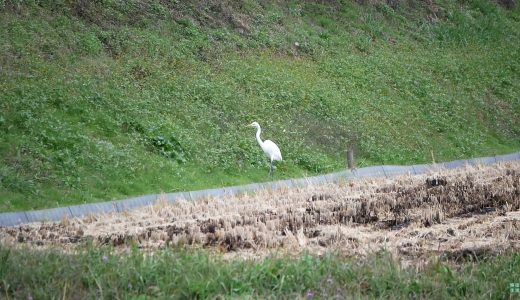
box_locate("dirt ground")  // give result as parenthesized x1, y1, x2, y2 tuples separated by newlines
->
(1, 162, 519, 263)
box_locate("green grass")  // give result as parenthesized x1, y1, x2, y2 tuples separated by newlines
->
(1, 246, 519, 299)
(1, 0, 519, 211)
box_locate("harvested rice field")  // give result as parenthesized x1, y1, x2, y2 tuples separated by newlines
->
(1, 162, 519, 263)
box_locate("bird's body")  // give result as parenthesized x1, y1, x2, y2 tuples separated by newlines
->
(261, 140, 282, 162)
(248, 122, 282, 176)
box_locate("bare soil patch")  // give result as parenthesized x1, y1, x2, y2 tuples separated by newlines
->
(1, 162, 519, 262)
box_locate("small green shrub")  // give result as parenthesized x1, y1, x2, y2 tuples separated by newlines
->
(149, 135, 187, 163)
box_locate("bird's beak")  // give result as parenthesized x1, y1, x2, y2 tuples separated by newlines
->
(246, 123, 253, 127)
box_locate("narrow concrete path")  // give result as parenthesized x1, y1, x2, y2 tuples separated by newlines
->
(1, 152, 519, 227)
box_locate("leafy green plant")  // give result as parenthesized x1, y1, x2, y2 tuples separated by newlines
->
(149, 135, 187, 163)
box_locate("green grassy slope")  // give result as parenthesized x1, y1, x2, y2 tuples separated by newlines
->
(1, 0, 519, 211)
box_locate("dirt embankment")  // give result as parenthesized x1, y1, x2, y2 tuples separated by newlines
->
(1, 162, 519, 262)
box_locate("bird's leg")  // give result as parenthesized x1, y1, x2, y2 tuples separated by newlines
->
(269, 160, 273, 178)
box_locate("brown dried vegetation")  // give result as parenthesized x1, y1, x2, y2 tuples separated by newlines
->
(1, 162, 519, 262)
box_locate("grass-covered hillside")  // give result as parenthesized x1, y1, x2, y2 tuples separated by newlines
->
(1, 0, 519, 211)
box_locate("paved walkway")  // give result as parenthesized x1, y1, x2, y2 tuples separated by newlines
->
(1, 151, 519, 227)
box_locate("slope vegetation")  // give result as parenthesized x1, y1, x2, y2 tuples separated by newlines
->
(1, 0, 519, 210)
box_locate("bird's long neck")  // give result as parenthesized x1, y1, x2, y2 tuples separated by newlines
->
(255, 126, 263, 147)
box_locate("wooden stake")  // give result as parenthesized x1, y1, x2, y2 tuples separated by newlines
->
(347, 148, 355, 170)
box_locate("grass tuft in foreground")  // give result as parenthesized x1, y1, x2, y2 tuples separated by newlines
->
(1, 246, 519, 299)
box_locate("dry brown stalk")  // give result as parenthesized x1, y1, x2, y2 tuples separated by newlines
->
(1, 162, 519, 262)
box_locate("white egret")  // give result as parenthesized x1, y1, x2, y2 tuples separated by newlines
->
(247, 122, 282, 177)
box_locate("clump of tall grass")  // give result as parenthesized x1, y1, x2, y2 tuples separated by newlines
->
(1, 245, 519, 299)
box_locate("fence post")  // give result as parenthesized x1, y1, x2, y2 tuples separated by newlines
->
(347, 148, 355, 170)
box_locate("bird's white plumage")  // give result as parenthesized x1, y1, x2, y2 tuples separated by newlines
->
(247, 121, 282, 176)
(262, 140, 282, 161)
